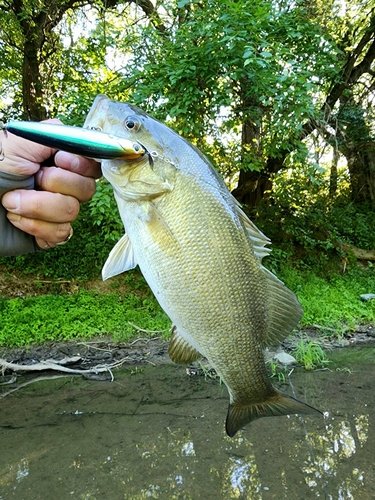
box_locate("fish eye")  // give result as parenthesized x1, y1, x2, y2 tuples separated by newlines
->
(124, 116, 140, 132)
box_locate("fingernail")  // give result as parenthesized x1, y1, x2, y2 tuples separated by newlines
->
(2, 192, 20, 211)
(7, 212, 22, 222)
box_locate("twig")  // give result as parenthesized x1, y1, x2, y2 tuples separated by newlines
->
(76, 342, 113, 352)
(0, 374, 71, 399)
(127, 321, 166, 335)
(128, 336, 163, 346)
(0, 358, 128, 376)
(145, 359, 156, 366)
(35, 280, 72, 284)
(0, 374, 17, 385)
(311, 324, 337, 332)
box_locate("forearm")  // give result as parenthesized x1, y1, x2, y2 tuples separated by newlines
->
(0, 171, 39, 256)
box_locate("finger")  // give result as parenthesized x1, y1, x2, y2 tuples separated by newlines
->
(2, 189, 80, 223)
(55, 151, 102, 178)
(35, 238, 57, 250)
(35, 227, 73, 250)
(6, 213, 72, 244)
(0, 119, 62, 176)
(35, 166, 96, 202)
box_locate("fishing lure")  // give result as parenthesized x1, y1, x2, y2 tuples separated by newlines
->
(0, 121, 146, 160)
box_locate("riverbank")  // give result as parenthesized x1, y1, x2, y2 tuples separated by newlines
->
(0, 323, 374, 378)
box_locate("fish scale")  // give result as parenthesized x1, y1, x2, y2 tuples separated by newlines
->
(121, 170, 276, 404)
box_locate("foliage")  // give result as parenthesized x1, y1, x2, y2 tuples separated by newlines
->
(0, 289, 171, 347)
(269, 360, 288, 382)
(128, 0, 338, 171)
(256, 156, 375, 271)
(291, 337, 330, 371)
(88, 179, 124, 245)
(277, 265, 375, 331)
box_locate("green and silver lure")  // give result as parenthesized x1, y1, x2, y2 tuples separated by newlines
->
(0, 121, 146, 160)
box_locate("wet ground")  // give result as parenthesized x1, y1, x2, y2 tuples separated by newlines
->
(0, 346, 374, 499)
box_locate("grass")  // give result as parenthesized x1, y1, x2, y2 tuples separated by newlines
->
(0, 289, 171, 348)
(0, 263, 373, 349)
(291, 337, 330, 370)
(277, 265, 375, 333)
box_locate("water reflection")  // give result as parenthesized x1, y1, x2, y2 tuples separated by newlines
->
(301, 413, 369, 499)
(0, 348, 374, 499)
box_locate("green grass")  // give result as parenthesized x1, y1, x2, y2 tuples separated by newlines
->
(291, 337, 330, 370)
(0, 263, 373, 348)
(0, 290, 171, 348)
(277, 265, 375, 332)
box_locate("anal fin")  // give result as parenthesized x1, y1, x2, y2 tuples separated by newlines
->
(226, 392, 322, 437)
(168, 327, 202, 365)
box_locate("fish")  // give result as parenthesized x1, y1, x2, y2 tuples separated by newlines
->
(8, 95, 322, 436)
(85, 95, 321, 436)
(1, 120, 145, 159)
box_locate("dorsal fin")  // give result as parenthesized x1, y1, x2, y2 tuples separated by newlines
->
(235, 206, 271, 261)
(234, 205, 302, 345)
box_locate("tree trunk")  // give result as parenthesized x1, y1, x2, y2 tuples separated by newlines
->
(345, 144, 375, 206)
(329, 147, 339, 199)
(232, 169, 273, 207)
(22, 40, 47, 121)
(232, 149, 284, 207)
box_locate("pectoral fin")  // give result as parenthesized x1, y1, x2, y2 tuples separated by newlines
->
(168, 327, 202, 365)
(102, 234, 137, 280)
(226, 391, 322, 437)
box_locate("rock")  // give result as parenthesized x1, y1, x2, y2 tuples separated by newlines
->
(360, 294, 375, 301)
(273, 351, 297, 365)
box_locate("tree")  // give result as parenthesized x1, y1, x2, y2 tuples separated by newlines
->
(1, 0, 375, 209)
(124, 0, 340, 206)
(125, 0, 375, 208)
(0, 0, 155, 120)
(0, 0, 89, 120)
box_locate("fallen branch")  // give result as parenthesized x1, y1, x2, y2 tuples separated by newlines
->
(337, 242, 375, 261)
(0, 357, 128, 376)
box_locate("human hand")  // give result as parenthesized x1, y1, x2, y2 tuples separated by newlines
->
(0, 120, 101, 250)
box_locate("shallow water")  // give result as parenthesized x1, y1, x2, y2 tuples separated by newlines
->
(0, 347, 374, 500)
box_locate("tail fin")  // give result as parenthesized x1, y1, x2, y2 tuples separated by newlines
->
(226, 392, 322, 437)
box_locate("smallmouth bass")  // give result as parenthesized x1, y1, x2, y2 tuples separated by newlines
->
(86, 95, 321, 436)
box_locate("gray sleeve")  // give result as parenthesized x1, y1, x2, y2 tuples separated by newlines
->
(0, 170, 40, 256)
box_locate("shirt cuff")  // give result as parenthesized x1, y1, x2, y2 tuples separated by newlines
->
(0, 170, 39, 256)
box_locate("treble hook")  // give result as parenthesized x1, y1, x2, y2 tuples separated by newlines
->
(149, 150, 176, 168)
